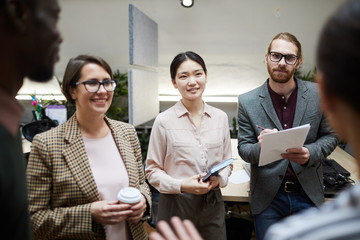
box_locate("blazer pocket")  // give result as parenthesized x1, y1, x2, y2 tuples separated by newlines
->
(302, 111, 321, 124)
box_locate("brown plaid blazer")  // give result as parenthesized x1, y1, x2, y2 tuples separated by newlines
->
(26, 115, 151, 240)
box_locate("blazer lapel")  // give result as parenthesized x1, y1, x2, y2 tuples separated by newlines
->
(63, 115, 100, 202)
(293, 79, 309, 127)
(106, 117, 137, 188)
(259, 81, 283, 130)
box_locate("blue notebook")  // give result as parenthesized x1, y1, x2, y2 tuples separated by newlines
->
(202, 158, 234, 182)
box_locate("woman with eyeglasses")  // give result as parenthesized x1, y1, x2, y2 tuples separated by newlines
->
(145, 51, 232, 240)
(26, 55, 151, 240)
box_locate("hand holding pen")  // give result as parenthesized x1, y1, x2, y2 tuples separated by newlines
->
(256, 125, 266, 130)
(256, 125, 278, 147)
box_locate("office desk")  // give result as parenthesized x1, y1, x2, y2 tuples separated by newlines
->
(221, 139, 358, 202)
(22, 139, 32, 153)
(221, 158, 249, 202)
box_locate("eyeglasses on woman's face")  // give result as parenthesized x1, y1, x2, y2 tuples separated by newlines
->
(74, 79, 117, 93)
(268, 51, 299, 65)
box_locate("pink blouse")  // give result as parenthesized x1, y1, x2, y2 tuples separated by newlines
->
(83, 131, 130, 240)
(145, 101, 232, 194)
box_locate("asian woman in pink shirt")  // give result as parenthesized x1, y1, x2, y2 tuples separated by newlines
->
(145, 51, 232, 240)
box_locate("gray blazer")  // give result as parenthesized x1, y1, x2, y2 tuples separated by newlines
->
(237, 79, 337, 215)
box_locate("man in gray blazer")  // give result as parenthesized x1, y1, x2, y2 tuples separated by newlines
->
(237, 32, 337, 240)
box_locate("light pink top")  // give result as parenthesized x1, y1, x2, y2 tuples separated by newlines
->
(83, 131, 129, 240)
(145, 101, 232, 194)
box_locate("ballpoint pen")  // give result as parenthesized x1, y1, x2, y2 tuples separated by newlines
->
(256, 125, 266, 130)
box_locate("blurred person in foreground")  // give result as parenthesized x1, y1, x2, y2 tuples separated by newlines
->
(265, 0, 360, 239)
(150, 216, 203, 240)
(26, 55, 151, 239)
(0, 0, 62, 238)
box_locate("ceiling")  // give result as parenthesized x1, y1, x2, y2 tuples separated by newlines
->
(126, 0, 346, 97)
(20, 0, 347, 101)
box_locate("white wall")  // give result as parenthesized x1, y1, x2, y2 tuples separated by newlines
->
(42, 0, 347, 126)
(56, 0, 132, 77)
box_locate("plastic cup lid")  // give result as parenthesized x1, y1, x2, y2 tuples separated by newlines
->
(117, 187, 141, 204)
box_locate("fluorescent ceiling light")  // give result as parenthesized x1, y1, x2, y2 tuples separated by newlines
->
(16, 95, 66, 101)
(181, 0, 194, 8)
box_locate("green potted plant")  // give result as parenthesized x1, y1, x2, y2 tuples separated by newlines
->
(106, 70, 129, 122)
(295, 67, 316, 82)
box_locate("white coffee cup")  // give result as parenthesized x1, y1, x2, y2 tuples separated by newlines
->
(117, 187, 141, 204)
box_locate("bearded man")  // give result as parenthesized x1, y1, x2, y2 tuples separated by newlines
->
(237, 32, 337, 240)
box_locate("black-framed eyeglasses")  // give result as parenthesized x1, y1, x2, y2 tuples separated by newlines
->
(74, 79, 117, 93)
(268, 51, 299, 65)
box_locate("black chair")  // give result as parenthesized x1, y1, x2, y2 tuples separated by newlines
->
(22, 119, 58, 143)
(22, 118, 58, 166)
(142, 161, 159, 228)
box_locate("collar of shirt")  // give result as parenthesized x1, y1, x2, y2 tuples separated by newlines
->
(267, 79, 298, 103)
(267, 79, 298, 130)
(0, 88, 23, 137)
(174, 100, 212, 118)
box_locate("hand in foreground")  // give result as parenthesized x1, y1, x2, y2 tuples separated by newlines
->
(181, 174, 211, 195)
(150, 216, 203, 240)
(281, 147, 310, 165)
(257, 128, 278, 147)
(91, 200, 132, 225)
(128, 195, 147, 223)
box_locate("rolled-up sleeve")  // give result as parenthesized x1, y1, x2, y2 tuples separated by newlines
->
(217, 114, 233, 188)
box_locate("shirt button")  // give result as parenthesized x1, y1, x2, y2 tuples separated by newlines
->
(282, 96, 285, 99)
(284, 124, 287, 127)
(284, 106, 287, 110)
